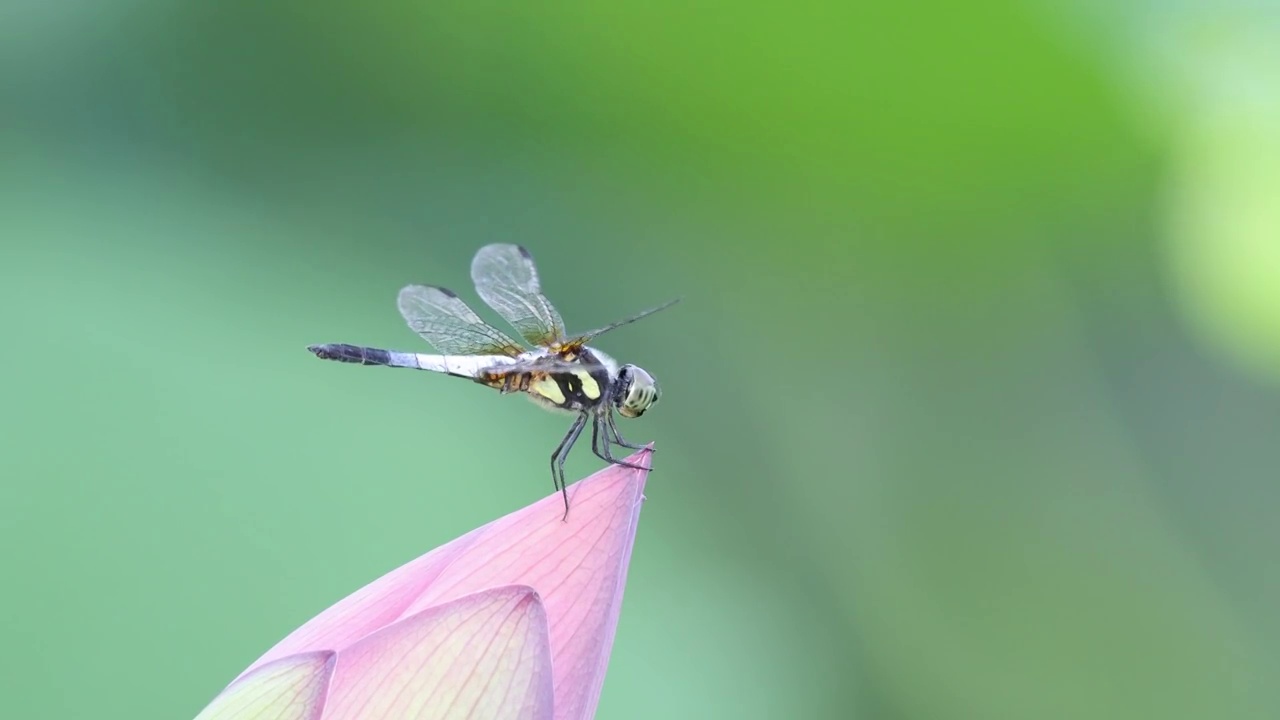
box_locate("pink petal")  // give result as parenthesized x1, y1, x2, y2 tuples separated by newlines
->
(244, 533, 483, 676)
(401, 451, 650, 720)
(323, 586, 553, 720)
(241, 447, 651, 720)
(196, 651, 334, 720)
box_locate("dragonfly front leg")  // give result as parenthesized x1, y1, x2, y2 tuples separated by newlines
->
(592, 412, 648, 471)
(606, 410, 648, 450)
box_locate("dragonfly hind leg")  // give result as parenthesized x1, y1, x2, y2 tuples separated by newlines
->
(551, 413, 588, 521)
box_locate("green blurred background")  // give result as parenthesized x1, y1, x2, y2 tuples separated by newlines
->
(3, 2, 1279, 718)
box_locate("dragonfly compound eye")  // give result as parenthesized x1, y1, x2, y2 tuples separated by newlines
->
(617, 364, 658, 418)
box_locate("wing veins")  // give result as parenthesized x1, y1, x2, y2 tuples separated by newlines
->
(397, 284, 524, 357)
(471, 244, 566, 347)
(562, 297, 682, 348)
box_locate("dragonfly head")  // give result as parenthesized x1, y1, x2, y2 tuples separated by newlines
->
(615, 364, 659, 418)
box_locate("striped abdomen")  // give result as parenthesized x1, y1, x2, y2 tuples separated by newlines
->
(308, 343, 396, 366)
(307, 343, 513, 379)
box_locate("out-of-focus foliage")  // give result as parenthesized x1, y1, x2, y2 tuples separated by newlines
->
(1, 2, 1277, 719)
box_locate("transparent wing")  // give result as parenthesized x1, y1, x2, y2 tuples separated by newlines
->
(397, 284, 525, 357)
(561, 298, 682, 351)
(471, 244, 567, 348)
(486, 355, 611, 377)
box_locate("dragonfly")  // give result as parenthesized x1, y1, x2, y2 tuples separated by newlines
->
(307, 243, 677, 518)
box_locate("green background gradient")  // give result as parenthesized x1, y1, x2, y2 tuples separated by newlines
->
(3, 2, 1279, 718)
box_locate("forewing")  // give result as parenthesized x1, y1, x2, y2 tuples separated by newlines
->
(471, 244, 567, 347)
(505, 355, 609, 376)
(561, 297, 682, 351)
(397, 284, 524, 357)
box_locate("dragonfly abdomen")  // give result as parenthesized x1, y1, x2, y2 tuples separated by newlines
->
(309, 344, 513, 379)
(308, 343, 396, 366)
(307, 343, 463, 376)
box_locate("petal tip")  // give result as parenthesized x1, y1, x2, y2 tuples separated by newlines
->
(624, 444, 656, 472)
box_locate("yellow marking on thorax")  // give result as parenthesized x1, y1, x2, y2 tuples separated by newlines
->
(529, 376, 567, 405)
(575, 370, 602, 400)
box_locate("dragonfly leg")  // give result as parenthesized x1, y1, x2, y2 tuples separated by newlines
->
(607, 410, 648, 451)
(593, 412, 648, 471)
(551, 413, 588, 521)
